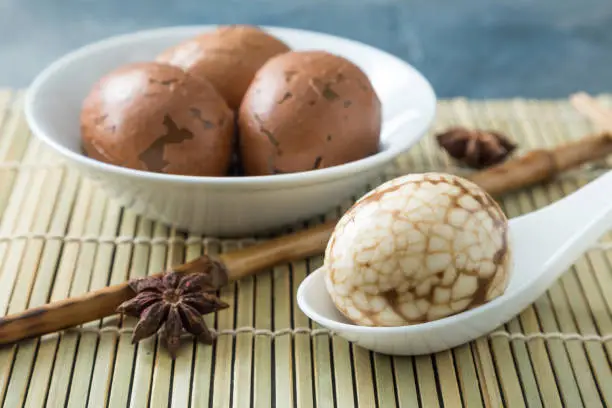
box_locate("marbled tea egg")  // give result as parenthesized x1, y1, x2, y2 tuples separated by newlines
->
(324, 173, 511, 327)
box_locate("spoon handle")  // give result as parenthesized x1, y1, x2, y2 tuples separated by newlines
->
(511, 170, 612, 272)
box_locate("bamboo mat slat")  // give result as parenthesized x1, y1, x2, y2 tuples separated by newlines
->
(1, 89, 612, 407)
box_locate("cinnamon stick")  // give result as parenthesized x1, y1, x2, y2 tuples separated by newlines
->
(0, 222, 334, 345)
(221, 220, 335, 280)
(1, 132, 611, 346)
(468, 132, 612, 196)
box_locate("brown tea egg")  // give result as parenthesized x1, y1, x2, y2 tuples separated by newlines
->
(156, 25, 291, 110)
(238, 50, 382, 176)
(324, 173, 511, 327)
(80, 61, 235, 176)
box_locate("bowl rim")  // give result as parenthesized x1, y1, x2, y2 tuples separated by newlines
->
(24, 24, 437, 187)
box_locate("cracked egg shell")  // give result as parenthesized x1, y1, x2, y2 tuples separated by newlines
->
(156, 25, 291, 110)
(238, 50, 382, 176)
(80, 61, 235, 176)
(324, 173, 511, 327)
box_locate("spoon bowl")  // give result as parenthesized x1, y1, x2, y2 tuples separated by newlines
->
(297, 171, 612, 355)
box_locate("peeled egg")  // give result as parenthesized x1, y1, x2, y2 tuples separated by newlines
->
(324, 173, 511, 326)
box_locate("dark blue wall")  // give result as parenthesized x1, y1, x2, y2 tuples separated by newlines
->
(1, 0, 611, 97)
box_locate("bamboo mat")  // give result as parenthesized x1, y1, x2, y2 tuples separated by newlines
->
(0, 88, 611, 408)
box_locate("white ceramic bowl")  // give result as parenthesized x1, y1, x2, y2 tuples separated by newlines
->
(25, 25, 436, 236)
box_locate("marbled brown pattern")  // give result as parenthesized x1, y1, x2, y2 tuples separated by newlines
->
(324, 173, 511, 326)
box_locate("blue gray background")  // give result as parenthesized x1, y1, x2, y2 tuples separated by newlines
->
(1, 0, 610, 98)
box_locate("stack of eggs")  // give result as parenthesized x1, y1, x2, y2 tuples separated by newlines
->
(80, 25, 382, 177)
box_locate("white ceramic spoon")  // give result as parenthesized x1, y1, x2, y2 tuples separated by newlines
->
(297, 170, 612, 355)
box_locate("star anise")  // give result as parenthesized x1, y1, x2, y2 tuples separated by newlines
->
(117, 256, 229, 358)
(436, 127, 517, 169)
